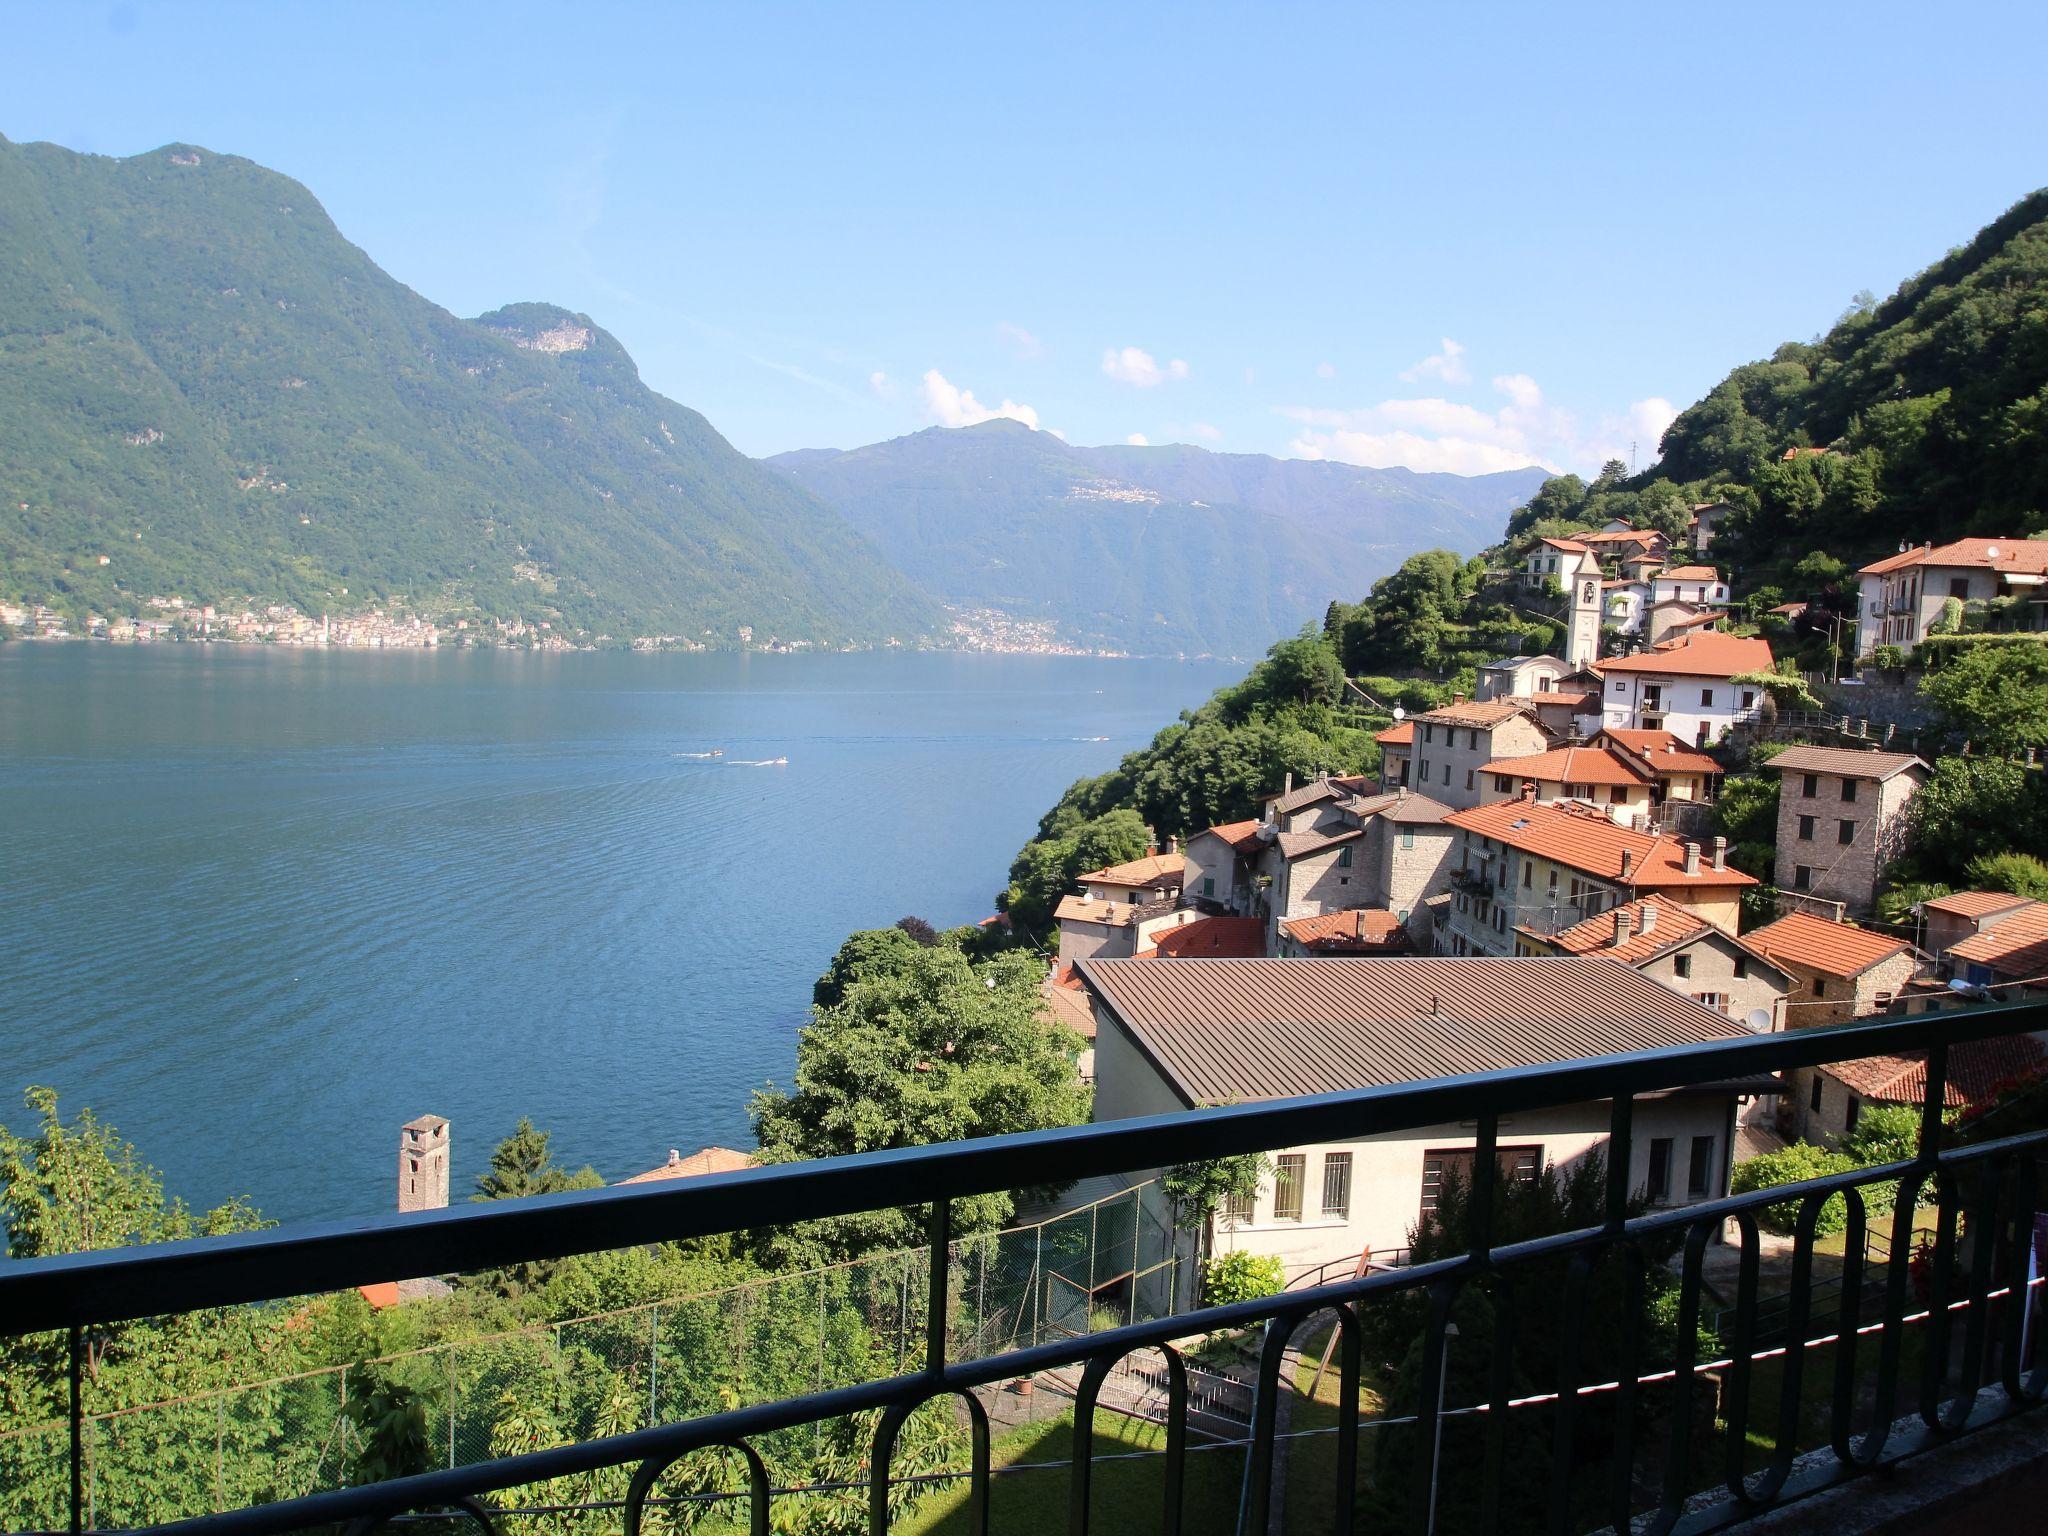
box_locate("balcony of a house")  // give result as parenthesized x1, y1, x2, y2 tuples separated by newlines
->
(3, 1001, 2047, 1535)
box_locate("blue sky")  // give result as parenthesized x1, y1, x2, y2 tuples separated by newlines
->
(7, 1, 2046, 473)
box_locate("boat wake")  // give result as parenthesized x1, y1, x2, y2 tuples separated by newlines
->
(671, 750, 725, 759)
(727, 757, 789, 767)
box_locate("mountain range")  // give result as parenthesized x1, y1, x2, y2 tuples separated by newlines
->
(0, 136, 935, 646)
(768, 424, 1544, 655)
(0, 134, 1541, 656)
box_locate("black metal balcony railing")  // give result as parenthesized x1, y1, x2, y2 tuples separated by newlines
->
(4, 1000, 2047, 1535)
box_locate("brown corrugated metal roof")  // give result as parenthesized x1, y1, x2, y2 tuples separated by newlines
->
(1766, 745, 1928, 782)
(1074, 955, 1753, 1105)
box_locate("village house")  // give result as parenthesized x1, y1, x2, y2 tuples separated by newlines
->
(1855, 537, 2048, 657)
(1078, 955, 1771, 1282)
(1475, 742, 1659, 824)
(1604, 577, 1648, 639)
(1054, 849, 1196, 963)
(1945, 901, 2048, 1002)
(1688, 502, 1732, 552)
(1473, 655, 1604, 735)
(1440, 797, 1756, 957)
(1593, 631, 1773, 746)
(1407, 698, 1553, 809)
(1138, 915, 1267, 959)
(1183, 819, 1266, 912)
(1920, 890, 2039, 965)
(1806, 1035, 2046, 1144)
(1650, 565, 1731, 609)
(1527, 893, 1794, 1027)
(1768, 746, 1928, 916)
(1473, 654, 1576, 701)
(1593, 729, 1723, 805)
(1375, 720, 1413, 788)
(1261, 787, 1458, 953)
(1576, 523, 1669, 567)
(1523, 536, 1598, 587)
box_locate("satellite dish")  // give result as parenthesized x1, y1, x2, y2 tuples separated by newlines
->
(1744, 1008, 1774, 1034)
(1392, 706, 1406, 721)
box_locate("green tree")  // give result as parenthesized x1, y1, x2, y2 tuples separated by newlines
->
(474, 1117, 602, 1203)
(1895, 758, 2048, 884)
(813, 926, 926, 1008)
(1922, 644, 2048, 751)
(750, 947, 1090, 1257)
(1964, 850, 2048, 900)
(1000, 807, 1152, 937)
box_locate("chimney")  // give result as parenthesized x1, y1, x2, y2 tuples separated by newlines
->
(666, 1148, 682, 1167)
(1683, 841, 1701, 875)
(1452, 691, 1467, 705)
(1166, 834, 1180, 855)
(1620, 849, 1633, 877)
(1712, 835, 1727, 871)
(1521, 781, 1536, 802)
(1639, 901, 1656, 935)
(1613, 908, 1634, 947)
(1283, 771, 1294, 795)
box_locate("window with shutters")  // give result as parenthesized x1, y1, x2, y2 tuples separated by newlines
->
(1797, 814, 1815, 841)
(1673, 953, 1691, 978)
(1337, 846, 1353, 868)
(1322, 1152, 1353, 1218)
(1273, 1154, 1305, 1222)
(1648, 1138, 1673, 1202)
(1420, 1145, 1540, 1221)
(1802, 774, 1819, 798)
(1223, 1187, 1254, 1225)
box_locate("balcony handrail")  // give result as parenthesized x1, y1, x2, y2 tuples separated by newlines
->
(5, 998, 2047, 1535)
(4, 1001, 2044, 1337)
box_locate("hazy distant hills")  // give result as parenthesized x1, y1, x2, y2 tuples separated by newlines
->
(768, 422, 1545, 655)
(0, 136, 937, 645)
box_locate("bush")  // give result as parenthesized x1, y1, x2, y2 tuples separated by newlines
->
(1200, 1249, 1286, 1306)
(1731, 1142, 1857, 1235)
(1965, 851, 2048, 901)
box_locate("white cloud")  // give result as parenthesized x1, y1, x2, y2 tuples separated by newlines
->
(1316, 361, 1337, 380)
(1400, 337, 1470, 386)
(1276, 374, 1683, 479)
(996, 322, 1044, 359)
(1491, 372, 1542, 410)
(1125, 433, 1150, 446)
(921, 369, 1040, 431)
(1191, 423, 1222, 441)
(868, 370, 895, 399)
(1101, 346, 1190, 387)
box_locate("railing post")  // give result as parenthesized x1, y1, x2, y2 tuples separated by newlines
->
(926, 1199, 952, 1374)
(68, 1323, 82, 1536)
(648, 1303, 660, 1428)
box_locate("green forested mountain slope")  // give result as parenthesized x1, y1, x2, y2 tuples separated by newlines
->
(0, 137, 938, 644)
(1588, 188, 2048, 574)
(767, 421, 1542, 656)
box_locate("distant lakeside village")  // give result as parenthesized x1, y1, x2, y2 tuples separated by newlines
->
(0, 596, 1159, 658)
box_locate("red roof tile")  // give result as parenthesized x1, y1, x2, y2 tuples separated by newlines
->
(1923, 891, 2036, 921)
(1658, 565, 1721, 582)
(1376, 720, 1415, 746)
(1478, 745, 1652, 789)
(1445, 799, 1756, 889)
(1823, 1036, 2046, 1107)
(620, 1146, 755, 1184)
(1745, 912, 1912, 980)
(1595, 729, 1722, 776)
(1149, 916, 1267, 959)
(1858, 538, 2048, 578)
(1949, 904, 2048, 979)
(1195, 818, 1266, 853)
(1280, 908, 1410, 953)
(1077, 852, 1185, 887)
(1593, 631, 1773, 678)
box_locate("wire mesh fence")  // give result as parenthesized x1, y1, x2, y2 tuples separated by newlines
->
(0, 1179, 1181, 1526)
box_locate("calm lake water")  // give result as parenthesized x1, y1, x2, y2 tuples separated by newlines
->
(0, 645, 1237, 1224)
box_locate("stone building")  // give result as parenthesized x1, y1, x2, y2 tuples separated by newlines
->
(1768, 746, 1928, 917)
(1531, 894, 1794, 1027)
(398, 1114, 450, 1214)
(1406, 699, 1551, 810)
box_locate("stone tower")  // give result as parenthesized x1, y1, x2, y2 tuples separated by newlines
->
(1565, 558, 1603, 670)
(397, 1114, 450, 1214)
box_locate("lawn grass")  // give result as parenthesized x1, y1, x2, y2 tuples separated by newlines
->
(893, 1403, 1246, 1536)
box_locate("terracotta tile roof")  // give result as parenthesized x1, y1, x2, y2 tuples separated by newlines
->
(1268, 773, 1377, 814)
(1665, 611, 1725, 632)
(1445, 799, 1757, 890)
(1056, 893, 1177, 927)
(1595, 729, 1722, 776)
(1923, 890, 2036, 921)
(1149, 916, 1268, 959)
(1040, 972, 1098, 1037)
(1077, 851, 1186, 888)
(1949, 903, 2048, 979)
(1075, 955, 1759, 1106)
(1822, 1036, 2047, 1108)
(1766, 745, 1928, 782)
(1194, 818, 1266, 852)
(1416, 699, 1533, 727)
(1593, 631, 1774, 678)
(1538, 536, 1591, 553)
(1658, 565, 1720, 582)
(620, 1146, 755, 1185)
(1478, 745, 1652, 789)
(1859, 538, 2048, 578)
(1542, 895, 1793, 980)
(1280, 908, 1410, 953)
(1744, 912, 1912, 980)
(1376, 720, 1415, 746)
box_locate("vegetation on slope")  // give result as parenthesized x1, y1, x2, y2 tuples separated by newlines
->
(0, 137, 938, 645)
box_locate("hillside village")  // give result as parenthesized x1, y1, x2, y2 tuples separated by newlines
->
(1029, 506, 2048, 1287)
